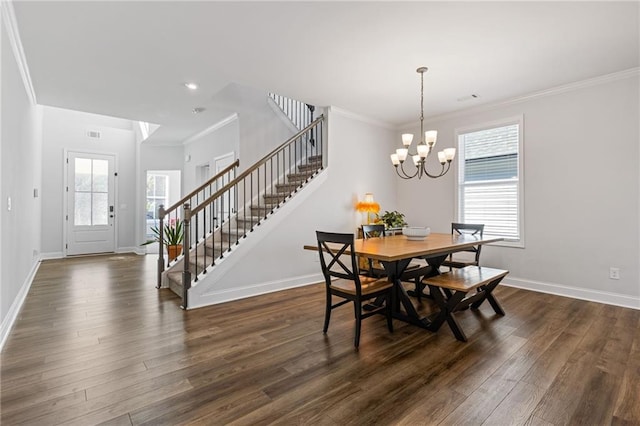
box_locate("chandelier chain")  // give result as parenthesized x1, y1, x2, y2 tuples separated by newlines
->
(420, 70, 424, 144)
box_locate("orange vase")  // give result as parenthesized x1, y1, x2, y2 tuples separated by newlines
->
(167, 244, 183, 261)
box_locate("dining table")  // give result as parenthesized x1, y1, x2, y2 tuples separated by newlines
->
(304, 232, 503, 333)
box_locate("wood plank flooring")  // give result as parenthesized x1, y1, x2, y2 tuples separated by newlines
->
(1, 253, 639, 425)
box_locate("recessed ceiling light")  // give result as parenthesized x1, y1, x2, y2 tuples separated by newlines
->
(192, 107, 206, 114)
(184, 82, 198, 90)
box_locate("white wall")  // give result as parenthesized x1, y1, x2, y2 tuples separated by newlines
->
(1, 20, 43, 346)
(140, 145, 184, 172)
(182, 116, 239, 193)
(40, 107, 137, 255)
(189, 108, 399, 306)
(211, 84, 294, 173)
(397, 73, 640, 307)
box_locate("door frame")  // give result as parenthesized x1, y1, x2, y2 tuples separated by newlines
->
(63, 149, 119, 256)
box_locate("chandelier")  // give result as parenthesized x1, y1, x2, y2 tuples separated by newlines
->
(390, 67, 456, 179)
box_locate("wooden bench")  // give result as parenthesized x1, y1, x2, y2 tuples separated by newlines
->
(422, 266, 509, 341)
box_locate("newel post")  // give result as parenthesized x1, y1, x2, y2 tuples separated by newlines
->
(156, 204, 166, 289)
(181, 202, 192, 309)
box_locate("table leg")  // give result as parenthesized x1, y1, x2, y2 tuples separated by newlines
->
(364, 258, 412, 312)
(379, 259, 431, 328)
(407, 254, 448, 300)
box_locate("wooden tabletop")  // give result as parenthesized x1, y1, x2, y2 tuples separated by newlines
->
(304, 233, 503, 262)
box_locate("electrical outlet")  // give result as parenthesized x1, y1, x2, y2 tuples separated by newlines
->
(609, 267, 620, 280)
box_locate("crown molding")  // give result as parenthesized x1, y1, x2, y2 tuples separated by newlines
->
(418, 67, 640, 126)
(329, 106, 395, 130)
(182, 113, 238, 145)
(1, 0, 37, 105)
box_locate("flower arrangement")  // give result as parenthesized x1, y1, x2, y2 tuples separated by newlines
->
(375, 210, 408, 229)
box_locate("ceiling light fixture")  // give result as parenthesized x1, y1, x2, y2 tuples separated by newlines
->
(184, 82, 198, 90)
(192, 107, 206, 114)
(390, 67, 456, 180)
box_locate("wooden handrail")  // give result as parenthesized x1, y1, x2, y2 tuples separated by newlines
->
(187, 114, 324, 218)
(163, 159, 239, 215)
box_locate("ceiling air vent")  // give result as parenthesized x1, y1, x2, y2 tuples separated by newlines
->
(457, 94, 480, 102)
(87, 130, 101, 139)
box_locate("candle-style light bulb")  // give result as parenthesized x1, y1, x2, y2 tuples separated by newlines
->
(396, 148, 408, 162)
(425, 130, 438, 146)
(444, 147, 456, 161)
(417, 143, 429, 158)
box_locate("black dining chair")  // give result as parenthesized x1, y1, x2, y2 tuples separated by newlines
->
(361, 224, 387, 278)
(316, 231, 394, 348)
(441, 223, 485, 270)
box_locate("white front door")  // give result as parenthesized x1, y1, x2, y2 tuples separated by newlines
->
(66, 152, 116, 255)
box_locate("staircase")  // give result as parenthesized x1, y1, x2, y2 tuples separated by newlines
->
(164, 153, 323, 299)
(153, 97, 324, 309)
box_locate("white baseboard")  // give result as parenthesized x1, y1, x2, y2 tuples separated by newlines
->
(116, 247, 145, 255)
(188, 273, 324, 310)
(39, 251, 64, 260)
(503, 277, 640, 310)
(0, 259, 41, 351)
(41, 248, 144, 260)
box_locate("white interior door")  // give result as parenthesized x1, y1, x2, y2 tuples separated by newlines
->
(214, 153, 235, 223)
(66, 152, 116, 255)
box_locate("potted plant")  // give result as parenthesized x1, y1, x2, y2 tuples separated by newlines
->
(376, 210, 408, 230)
(141, 219, 184, 261)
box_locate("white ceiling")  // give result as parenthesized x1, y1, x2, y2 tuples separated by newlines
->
(12, 1, 640, 144)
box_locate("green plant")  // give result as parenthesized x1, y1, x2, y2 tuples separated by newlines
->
(141, 220, 184, 246)
(376, 210, 407, 229)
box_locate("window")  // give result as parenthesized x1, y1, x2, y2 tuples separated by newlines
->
(456, 116, 524, 247)
(74, 157, 109, 226)
(146, 173, 169, 228)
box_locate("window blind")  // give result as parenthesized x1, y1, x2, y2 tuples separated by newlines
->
(458, 122, 521, 242)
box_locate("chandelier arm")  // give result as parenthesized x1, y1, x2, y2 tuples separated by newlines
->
(395, 167, 414, 180)
(423, 161, 452, 179)
(397, 162, 420, 179)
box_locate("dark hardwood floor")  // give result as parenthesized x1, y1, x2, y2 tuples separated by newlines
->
(1, 254, 639, 425)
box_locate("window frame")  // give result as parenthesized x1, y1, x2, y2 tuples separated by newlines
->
(454, 115, 525, 248)
(146, 173, 170, 221)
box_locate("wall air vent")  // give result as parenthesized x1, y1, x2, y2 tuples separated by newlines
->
(87, 130, 101, 139)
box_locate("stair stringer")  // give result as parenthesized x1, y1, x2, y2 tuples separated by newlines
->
(186, 169, 328, 309)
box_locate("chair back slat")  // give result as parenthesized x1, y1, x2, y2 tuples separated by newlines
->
(451, 223, 484, 261)
(316, 231, 361, 290)
(320, 240, 353, 279)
